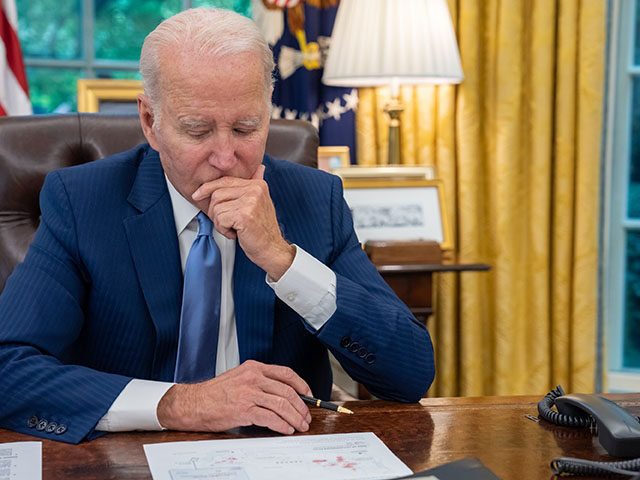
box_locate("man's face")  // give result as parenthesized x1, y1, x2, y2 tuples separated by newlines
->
(139, 49, 271, 210)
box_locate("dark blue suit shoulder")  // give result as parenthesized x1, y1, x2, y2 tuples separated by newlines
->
(47, 144, 153, 203)
(53, 144, 149, 181)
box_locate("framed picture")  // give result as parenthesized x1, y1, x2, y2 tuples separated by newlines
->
(334, 165, 435, 181)
(317, 146, 350, 172)
(77, 79, 143, 113)
(341, 178, 453, 250)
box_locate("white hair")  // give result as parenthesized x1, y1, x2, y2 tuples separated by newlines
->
(139, 7, 275, 114)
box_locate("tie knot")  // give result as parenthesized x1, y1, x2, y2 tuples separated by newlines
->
(196, 212, 213, 237)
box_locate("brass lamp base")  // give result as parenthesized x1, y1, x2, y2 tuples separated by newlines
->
(383, 98, 404, 165)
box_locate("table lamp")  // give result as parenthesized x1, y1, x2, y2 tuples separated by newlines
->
(322, 0, 464, 165)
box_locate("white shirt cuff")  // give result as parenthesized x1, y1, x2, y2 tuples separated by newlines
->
(95, 379, 175, 432)
(266, 245, 337, 330)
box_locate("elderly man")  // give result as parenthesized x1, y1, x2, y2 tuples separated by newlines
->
(0, 8, 434, 444)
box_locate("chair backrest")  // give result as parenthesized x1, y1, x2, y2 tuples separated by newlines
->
(0, 113, 319, 292)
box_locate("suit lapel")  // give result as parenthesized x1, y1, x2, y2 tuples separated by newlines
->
(123, 147, 182, 381)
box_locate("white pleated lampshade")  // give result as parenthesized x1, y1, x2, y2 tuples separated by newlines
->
(322, 0, 464, 88)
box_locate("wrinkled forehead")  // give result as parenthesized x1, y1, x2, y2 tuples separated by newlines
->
(156, 45, 269, 99)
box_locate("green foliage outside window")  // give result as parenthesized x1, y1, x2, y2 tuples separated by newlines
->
(16, 0, 81, 59)
(94, 0, 181, 61)
(26, 68, 81, 113)
(625, 230, 640, 367)
(16, 0, 251, 113)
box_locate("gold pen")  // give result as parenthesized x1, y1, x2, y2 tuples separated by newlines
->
(299, 394, 354, 414)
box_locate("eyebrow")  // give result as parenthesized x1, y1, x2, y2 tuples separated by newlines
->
(234, 118, 262, 128)
(178, 119, 212, 130)
(177, 117, 262, 130)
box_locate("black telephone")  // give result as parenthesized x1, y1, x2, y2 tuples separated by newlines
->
(538, 386, 640, 477)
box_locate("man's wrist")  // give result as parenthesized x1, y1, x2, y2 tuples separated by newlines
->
(157, 383, 195, 431)
(265, 242, 296, 281)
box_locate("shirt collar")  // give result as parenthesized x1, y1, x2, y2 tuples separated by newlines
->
(165, 174, 200, 236)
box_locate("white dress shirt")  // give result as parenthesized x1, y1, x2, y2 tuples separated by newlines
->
(96, 175, 337, 431)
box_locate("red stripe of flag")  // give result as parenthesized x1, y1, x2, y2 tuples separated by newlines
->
(0, 5, 29, 96)
(0, 102, 6, 116)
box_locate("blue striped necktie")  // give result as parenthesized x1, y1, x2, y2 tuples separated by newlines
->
(174, 212, 222, 383)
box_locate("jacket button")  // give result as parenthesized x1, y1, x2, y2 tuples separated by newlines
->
(357, 347, 368, 358)
(340, 336, 352, 348)
(54, 424, 67, 435)
(27, 416, 38, 428)
(348, 342, 360, 353)
(365, 353, 376, 364)
(36, 419, 48, 431)
(45, 422, 58, 433)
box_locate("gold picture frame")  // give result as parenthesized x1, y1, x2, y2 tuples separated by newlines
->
(333, 165, 435, 181)
(341, 178, 453, 250)
(77, 79, 143, 113)
(317, 146, 350, 172)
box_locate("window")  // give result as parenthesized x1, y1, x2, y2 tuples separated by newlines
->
(604, 0, 640, 390)
(16, 0, 250, 113)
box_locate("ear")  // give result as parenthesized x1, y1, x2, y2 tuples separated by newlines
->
(137, 94, 161, 151)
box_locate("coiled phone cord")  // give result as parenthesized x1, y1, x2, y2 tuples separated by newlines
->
(539, 385, 640, 478)
(551, 456, 640, 477)
(538, 385, 595, 428)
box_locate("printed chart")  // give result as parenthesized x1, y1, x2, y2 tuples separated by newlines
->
(144, 432, 412, 480)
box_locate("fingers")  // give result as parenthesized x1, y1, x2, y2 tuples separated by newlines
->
(157, 361, 316, 435)
(251, 164, 265, 180)
(238, 361, 312, 433)
(249, 405, 299, 435)
(258, 376, 312, 425)
(192, 175, 263, 202)
(259, 363, 313, 397)
(252, 389, 310, 433)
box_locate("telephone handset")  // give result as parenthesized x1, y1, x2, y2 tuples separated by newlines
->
(538, 386, 640, 477)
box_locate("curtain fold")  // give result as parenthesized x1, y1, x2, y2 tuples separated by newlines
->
(355, 0, 605, 396)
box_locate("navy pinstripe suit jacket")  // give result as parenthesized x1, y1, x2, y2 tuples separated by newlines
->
(0, 144, 434, 443)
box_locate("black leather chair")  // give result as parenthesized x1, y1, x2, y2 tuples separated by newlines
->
(0, 113, 319, 292)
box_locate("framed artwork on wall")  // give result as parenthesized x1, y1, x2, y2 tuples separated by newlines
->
(341, 178, 453, 250)
(317, 146, 350, 172)
(77, 79, 143, 113)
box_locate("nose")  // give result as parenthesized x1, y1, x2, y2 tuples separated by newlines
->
(207, 132, 237, 172)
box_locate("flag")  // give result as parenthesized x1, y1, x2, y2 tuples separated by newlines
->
(0, 0, 31, 116)
(252, 0, 356, 164)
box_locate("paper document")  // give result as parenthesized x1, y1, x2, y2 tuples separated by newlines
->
(144, 432, 412, 480)
(0, 442, 42, 480)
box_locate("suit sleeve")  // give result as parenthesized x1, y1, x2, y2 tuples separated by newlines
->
(315, 176, 435, 402)
(0, 171, 132, 444)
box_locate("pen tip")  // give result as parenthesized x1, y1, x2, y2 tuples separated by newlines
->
(338, 406, 354, 415)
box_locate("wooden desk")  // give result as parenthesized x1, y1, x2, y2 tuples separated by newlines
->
(1, 394, 638, 479)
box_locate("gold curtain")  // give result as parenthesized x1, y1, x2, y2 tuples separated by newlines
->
(356, 0, 606, 396)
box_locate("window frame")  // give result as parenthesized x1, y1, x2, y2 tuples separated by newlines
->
(603, 0, 640, 390)
(22, 0, 197, 77)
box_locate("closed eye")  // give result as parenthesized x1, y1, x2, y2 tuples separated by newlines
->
(233, 128, 255, 136)
(187, 130, 209, 139)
